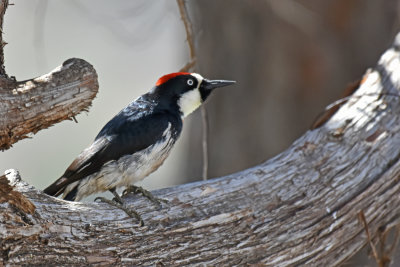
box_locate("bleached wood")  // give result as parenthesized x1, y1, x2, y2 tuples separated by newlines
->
(2, 33, 400, 266)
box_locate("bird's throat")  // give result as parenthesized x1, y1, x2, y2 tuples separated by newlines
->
(178, 89, 202, 118)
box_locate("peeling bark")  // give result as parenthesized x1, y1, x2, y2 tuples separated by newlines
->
(2, 33, 400, 266)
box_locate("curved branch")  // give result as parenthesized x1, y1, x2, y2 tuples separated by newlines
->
(2, 31, 400, 267)
(0, 58, 99, 150)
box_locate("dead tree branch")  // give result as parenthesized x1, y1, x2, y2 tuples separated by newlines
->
(0, 0, 98, 150)
(0, 0, 8, 78)
(0, 58, 99, 150)
(2, 31, 400, 266)
(177, 0, 196, 72)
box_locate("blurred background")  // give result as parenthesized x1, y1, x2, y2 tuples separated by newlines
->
(1, 0, 400, 265)
(1, 0, 188, 191)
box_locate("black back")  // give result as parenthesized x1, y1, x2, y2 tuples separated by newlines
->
(43, 93, 183, 197)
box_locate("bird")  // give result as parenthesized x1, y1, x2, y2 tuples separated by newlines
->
(44, 72, 235, 221)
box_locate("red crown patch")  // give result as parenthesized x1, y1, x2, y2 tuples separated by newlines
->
(156, 72, 190, 86)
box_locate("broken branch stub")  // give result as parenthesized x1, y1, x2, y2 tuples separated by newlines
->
(0, 58, 99, 150)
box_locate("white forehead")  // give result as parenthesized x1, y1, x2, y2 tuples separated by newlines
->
(191, 73, 204, 85)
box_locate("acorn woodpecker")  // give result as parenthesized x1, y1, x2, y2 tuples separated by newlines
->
(44, 72, 235, 218)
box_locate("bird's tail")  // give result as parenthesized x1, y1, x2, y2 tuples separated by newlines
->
(43, 176, 77, 201)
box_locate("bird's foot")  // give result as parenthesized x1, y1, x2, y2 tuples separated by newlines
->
(95, 196, 144, 226)
(123, 185, 168, 208)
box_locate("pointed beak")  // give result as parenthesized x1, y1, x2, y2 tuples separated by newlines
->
(202, 79, 236, 90)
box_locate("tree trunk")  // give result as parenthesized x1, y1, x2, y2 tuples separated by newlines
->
(2, 33, 400, 266)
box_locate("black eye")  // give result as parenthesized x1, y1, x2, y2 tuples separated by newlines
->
(187, 79, 194, 86)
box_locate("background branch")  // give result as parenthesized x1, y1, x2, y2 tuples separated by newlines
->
(177, 0, 209, 180)
(177, 0, 196, 69)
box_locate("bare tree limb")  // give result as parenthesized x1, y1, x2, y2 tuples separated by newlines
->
(0, 0, 8, 78)
(177, 0, 196, 67)
(200, 107, 209, 180)
(0, 58, 99, 151)
(2, 32, 400, 266)
(0, 0, 98, 150)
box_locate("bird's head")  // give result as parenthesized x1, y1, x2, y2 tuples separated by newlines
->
(153, 72, 235, 118)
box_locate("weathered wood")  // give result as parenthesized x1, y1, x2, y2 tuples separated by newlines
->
(0, 0, 98, 151)
(0, 58, 99, 150)
(2, 32, 400, 266)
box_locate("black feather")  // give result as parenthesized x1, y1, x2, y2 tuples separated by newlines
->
(44, 94, 182, 197)
(64, 184, 79, 201)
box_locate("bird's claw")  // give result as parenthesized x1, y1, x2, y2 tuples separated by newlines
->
(123, 185, 168, 208)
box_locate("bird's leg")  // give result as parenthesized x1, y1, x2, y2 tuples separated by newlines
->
(95, 188, 144, 226)
(123, 185, 168, 208)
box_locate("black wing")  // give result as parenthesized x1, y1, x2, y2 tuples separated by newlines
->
(44, 100, 182, 197)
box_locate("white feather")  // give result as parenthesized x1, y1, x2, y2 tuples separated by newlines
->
(178, 73, 204, 118)
(178, 89, 202, 118)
